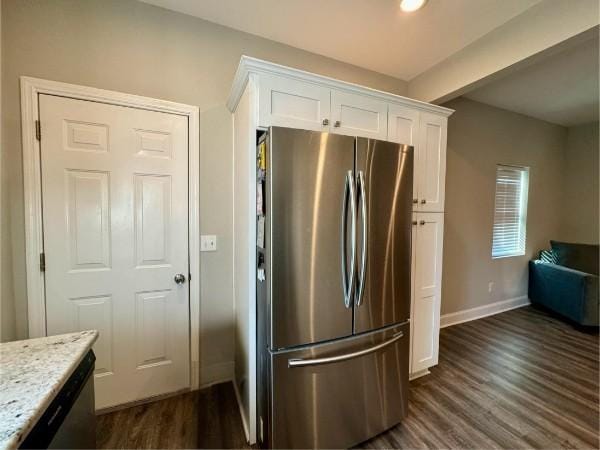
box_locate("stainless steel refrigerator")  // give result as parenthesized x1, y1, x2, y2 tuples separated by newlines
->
(256, 127, 413, 449)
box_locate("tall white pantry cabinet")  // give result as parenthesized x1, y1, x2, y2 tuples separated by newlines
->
(227, 56, 453, 443)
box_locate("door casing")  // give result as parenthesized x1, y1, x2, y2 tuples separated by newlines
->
(20, 77, 201, 389)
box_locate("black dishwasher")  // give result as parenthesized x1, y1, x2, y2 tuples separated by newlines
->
(20, 350, 96, 449)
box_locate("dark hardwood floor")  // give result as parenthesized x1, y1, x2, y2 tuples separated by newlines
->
(97, 381, 250, 449)
(363, 305, 599, 449)
(97, 306, 599, 449)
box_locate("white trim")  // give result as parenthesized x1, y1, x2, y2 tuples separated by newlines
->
(233, 378, 250, 443)
(440, 296, 530, 329)
(226, 56, 454, 117)
(20, 76, 201, 390)
(409, 369, 430, 381)
(247, 74, 259, 445)
(199, 361, 234, 389)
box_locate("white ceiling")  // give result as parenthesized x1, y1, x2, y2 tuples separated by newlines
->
(140, 0, 541, 81)
(465, 35, 599, 127)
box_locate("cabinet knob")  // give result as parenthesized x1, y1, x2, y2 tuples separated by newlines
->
(419, 220, 426, 225)
(420, 199, 426, 204)
(412, 220, 418, 226)
(322, 118, 329, 126)
(412, 199, 418, 204)
(334, 120, 341, 128)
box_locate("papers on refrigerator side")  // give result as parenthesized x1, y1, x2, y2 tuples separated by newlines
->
(257, 215, 265, 249)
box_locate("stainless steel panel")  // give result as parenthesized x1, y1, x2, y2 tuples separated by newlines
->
(48, 372, 96, 449)
(354, 139, 413, 334)
(269, 127, 356, 349)
(270, 322, 409, 449)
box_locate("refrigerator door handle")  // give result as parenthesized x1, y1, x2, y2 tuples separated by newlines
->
(341, 170, 357, 308)
(288, 331, 404, 368)
(356, 170, 367, 306)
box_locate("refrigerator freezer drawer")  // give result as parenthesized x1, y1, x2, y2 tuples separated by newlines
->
(270, 323, 409, 449)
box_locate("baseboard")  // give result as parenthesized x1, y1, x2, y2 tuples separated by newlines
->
(96, 387, 190, 415)
(440, 296, 530, 329)
(233, 378, 250, 443)
(409, 369, 430, 381)
(191, 360, 200, 391)
(199, 361, 234, 389)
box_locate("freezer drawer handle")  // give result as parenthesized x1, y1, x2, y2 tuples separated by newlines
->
(341, 170, 356, 308)
(287, 331, 403, 368)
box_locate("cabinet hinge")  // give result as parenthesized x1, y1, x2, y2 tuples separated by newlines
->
(35, 120, 41, 141)
(40, 253, 46, 272)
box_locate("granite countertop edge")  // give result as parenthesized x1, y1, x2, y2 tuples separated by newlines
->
(0, 330, 98, 450)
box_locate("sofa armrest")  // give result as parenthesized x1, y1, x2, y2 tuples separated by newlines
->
(529, 261, 599, 326)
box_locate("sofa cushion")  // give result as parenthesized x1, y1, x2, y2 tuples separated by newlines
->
(550, 241, 599, 275)
(539, 249, 558, 264)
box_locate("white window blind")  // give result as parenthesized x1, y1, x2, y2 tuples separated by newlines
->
(492, 165, 529, 258)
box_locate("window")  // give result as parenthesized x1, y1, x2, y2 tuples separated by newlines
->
(492, 165, 529, 258)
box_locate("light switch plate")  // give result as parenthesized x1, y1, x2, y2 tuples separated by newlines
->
(201, 235, 217, 252)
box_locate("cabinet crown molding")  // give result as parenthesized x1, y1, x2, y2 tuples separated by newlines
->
(226, 56, 454, 118)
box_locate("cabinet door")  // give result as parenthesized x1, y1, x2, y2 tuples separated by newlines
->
(330, 90, 388, 139)
(388, 105, 420, 206)
(387, 104, 419, 145)
(258, 74, 330, 131)
(416, 113, 447, 212)
(410, 212, 444, 375)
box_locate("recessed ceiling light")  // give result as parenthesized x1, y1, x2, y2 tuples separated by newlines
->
(400, 0, 428, 12)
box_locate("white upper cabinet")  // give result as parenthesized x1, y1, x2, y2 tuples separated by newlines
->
(387, 104, 420, 145)
(416, 113, 447, 212)
(330, 90, 388, 139)
(388, 104, 421, 206)
(258, 74, 330, 132)
(231, 56, 451, 149)
(387, 107, 448, 212)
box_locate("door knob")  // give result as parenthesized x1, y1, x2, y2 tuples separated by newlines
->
(174, 273, 186, 284)
(334, 120, 341, 127)
(420, 199, 426, 204)
(322, 118, 329, 126)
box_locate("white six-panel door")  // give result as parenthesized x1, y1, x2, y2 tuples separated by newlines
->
(40, 94, 190, 409)
(410, 212, 444, 374)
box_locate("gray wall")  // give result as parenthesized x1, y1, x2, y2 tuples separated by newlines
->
(2, 0, 596, 374)
(441, 98, 568, 315)
(561, 122, 599, 243)
(0, 0, 12, 342)
(0, 0, 407, 382)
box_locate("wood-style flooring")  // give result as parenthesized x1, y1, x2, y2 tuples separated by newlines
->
(97, 381, 250, 449)
(97, 306, 599, 449)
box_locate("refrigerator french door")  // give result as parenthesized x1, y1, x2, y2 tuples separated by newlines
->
(257, 127, 413, 449)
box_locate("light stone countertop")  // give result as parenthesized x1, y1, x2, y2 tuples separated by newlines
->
(0, 330, 98, 450)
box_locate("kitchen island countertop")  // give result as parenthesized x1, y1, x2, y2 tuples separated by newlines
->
(0, 330, 98, 450)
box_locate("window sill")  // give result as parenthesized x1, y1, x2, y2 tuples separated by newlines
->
(492, 252, 526, 259)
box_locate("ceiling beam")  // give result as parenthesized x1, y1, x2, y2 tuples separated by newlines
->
(407, 0, 599, 104)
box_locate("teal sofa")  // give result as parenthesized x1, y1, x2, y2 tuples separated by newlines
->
(529, 241, 599, 326)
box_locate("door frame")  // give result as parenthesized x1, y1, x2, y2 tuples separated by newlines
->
(20, 76, 201, 389)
